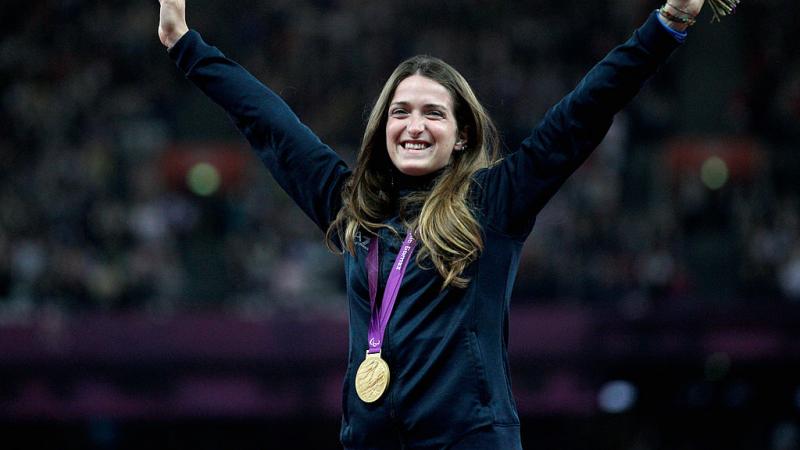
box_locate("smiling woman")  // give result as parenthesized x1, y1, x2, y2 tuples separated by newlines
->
(385, 74, 466, 176)
(330, 54, 499, 293)
(156, 0, 713, 448)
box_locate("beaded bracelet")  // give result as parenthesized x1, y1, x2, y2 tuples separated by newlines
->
(667, 1, 693, 16)
(659, 4, 697, 26)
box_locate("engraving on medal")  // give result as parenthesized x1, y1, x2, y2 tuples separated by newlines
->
(355, 352, 390, 403)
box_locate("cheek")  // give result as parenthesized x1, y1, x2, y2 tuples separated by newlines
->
(432, 124, 457, 144)
(385, 121, 401, 142)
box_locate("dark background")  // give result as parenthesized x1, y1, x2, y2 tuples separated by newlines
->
(1, 0, 799, 448)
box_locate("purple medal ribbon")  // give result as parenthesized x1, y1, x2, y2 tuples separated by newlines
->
(365, 231, 417, 354)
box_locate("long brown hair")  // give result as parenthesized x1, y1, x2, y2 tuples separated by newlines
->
(326, 55, 500, 288)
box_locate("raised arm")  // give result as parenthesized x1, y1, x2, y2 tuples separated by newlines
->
(475, 2, 704, 239)
(157, 0, 350, 233)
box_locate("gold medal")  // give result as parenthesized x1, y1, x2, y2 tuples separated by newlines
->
(355, 351, 390, 403)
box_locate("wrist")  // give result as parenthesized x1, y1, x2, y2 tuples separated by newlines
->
(658, 3, 696, 32)
(166, 26, 189, 48)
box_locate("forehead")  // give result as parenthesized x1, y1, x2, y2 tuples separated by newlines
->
(391, 74, 453, 109)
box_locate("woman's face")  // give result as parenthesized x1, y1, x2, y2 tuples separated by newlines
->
(385, 74, 463, 176)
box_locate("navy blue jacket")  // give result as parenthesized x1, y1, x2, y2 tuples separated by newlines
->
(169, 12, 681, 449)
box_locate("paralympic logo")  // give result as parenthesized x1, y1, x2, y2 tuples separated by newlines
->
(369, 338, 381, 347)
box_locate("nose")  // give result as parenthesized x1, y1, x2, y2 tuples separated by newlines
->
(407, 114, 425, 135)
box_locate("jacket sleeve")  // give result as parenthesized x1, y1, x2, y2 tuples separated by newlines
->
(169, 31, 350, 234)
(472, 12, 682, 239)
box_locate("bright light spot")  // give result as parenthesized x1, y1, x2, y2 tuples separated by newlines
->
(598, 380, 637, 413)
(186, 162, 221, 196)
(700, 156, 729, 190)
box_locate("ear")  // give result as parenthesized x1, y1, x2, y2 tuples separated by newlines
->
(454, 129, 469, 151)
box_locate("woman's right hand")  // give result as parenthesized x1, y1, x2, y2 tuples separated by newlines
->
(158, 0, 189, 49)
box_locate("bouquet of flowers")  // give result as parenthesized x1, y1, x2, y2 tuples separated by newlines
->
(707, 0, 740, 22)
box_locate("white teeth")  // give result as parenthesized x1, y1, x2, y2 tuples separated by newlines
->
(403, 142, 429, 150)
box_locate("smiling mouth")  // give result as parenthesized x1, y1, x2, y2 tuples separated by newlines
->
(401, 141, 432, 150)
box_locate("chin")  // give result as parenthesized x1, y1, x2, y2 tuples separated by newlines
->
(396, 165, 432, 176)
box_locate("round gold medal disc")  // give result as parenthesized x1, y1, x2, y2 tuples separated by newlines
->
(355, 351, 390, 403)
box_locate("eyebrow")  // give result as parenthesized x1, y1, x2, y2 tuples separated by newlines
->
(389, 101, 450, 110)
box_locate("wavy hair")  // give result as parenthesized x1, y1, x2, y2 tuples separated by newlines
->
(326, 55, 500, 288)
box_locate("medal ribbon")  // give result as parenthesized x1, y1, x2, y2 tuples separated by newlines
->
(366, 230, 417, 354)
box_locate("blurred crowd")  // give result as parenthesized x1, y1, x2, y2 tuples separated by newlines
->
(0, 0, 798, 317)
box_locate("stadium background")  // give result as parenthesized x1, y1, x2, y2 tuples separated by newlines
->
(0, 0, 799, 448)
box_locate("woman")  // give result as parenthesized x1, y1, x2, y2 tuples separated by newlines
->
(157, 0, 705, 448)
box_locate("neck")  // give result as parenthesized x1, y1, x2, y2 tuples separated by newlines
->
(392, 167, 444, 195)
